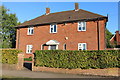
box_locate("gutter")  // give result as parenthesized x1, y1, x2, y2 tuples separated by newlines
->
(15, 17, 108, 28)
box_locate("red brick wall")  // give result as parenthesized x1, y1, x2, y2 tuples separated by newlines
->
(110, 31, 120, 46)
(16, 20, 106, 58)
(116, 31, 120, 45)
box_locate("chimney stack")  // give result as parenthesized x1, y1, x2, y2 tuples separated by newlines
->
(75, 3, 79, 11)
(46, 8, 50, 15)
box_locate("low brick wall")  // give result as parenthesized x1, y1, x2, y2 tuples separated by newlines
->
(106, 48, 120, 50)
(17, 53, 24, 70)
(2, 53, 24, 70)
(32, 66, 119, 77)
(32, 54, 119, 77)
(2, 63, 17, 70)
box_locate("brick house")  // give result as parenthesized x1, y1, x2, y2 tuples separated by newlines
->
(110, 31, 120, 47)
(16, 3, 108, 58)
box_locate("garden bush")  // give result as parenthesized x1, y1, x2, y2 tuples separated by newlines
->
(1, 49, 22, 64)
(34, 50, 120, 69)
(24, 57, 32, 61)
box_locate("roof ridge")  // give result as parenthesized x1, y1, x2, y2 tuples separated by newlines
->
(48, 10, 74, 15)
(17, 9, 107, 27)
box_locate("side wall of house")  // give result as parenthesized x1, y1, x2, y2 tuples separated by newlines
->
(16, 20, 106, 58)
(116, 31, 120, 45)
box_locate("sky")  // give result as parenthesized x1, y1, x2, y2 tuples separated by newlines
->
(2, 2, 119, 34)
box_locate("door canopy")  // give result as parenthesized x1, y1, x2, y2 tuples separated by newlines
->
(46, 40, 59, 45)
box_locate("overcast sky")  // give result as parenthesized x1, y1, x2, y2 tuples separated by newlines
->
(3, 2, 118, 34)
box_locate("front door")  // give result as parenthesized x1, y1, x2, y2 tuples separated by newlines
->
(50, 45, 56, 50)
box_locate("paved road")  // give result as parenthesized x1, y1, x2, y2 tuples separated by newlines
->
(1, 68, 109, 78)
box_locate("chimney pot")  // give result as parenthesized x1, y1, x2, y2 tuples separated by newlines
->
(75, 3, 79, 11)
(46, 8, 50, 15)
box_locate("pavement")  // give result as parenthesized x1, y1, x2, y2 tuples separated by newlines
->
(1, 68, 111, 78)
(1, 62, 118, 79)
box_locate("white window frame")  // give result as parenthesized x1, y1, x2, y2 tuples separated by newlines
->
(78, 43, 87, 50)
(41, 44, 43, 50)
(26, 45, 33, 53)
(63, 44, 66, 50)
(78, 22, 86, 31)
(27, 27, 34, 35)
(50, 24, 57, 33)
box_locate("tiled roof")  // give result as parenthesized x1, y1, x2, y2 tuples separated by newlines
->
(16, 9, 107, 27)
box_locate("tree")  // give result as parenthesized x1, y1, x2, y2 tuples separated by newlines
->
(105, 28, 114, 48)
(0, 6, 20, 48)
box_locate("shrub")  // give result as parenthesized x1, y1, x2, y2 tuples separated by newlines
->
(24, 57, 32, 61)
(34, 50, 120, 69)
(1, 49, 22, 64)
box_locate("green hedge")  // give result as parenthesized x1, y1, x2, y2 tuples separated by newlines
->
(24, 57, 32, 61)
(34, 50, 120, 69)
(1, 49, 22, 64)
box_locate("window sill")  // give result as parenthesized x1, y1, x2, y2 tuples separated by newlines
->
(26, 53, 33, 54)
(50, 33, 57, 34)
(77, 30, 86, 32)
(27, 34, 34, 36)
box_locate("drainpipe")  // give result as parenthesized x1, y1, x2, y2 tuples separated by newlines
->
(97, 21, 100, 50)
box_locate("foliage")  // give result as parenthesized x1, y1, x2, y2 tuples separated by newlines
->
(0, 6, 20, 48)
(1, 49, 22, 64)
(106, 29, 114, 48)
(34, 50, 120, 69)
(24, 57, 32, 61)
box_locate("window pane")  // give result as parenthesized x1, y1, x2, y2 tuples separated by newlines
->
(78, 22, 82, 31)
(26, 45, 33, 53)
(28, 45, 30, 53)
(83, 44, 86, 50)
(54, 25, 56, 32)
(81, 22, 84, 27)
(83, 26, 85, 30)
(51, 27, 53, 33)
(29, 28, 31, 34)
(30, 49, 32, 53)
(30, 45, 32, 53)
(82, 22, 86, 30)
(79, 26, 82, 31)
(31, 29, 34, 34)
(79, 47, 82, 50)
(79, 22, 81, 26)
(78, 43, 82, 50)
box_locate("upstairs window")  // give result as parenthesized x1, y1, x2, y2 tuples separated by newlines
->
(78, 22, 86, 31)
(78, 43, 87, 50)
(28, 27, 34, 35)
(50, 24, 57, 33)
(26, 45, 33, 53)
